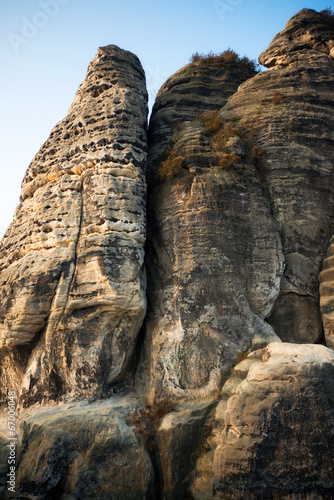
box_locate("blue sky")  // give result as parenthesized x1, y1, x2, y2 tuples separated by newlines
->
(0, 0, 332, 237)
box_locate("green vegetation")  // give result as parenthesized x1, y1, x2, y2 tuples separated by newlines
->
(131, 399, 177, 451)
(190, 48, 259, 72)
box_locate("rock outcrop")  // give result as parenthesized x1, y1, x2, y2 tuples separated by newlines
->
(1, 7, 334, 500)
(219, 8, 334, 344)
(138, 49, 286, 402)
(147, 55, 257, 185)
(259, 7, 334, 67)
(140, 158, 283, 401)
(0, 398, 154, 499)
(0, 44, 148, 404)
(210, 343, 334, 499)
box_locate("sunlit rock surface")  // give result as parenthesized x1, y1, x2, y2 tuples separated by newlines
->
(0, 44, 148, 404)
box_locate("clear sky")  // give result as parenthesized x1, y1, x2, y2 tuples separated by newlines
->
(0, 0, 331, 237)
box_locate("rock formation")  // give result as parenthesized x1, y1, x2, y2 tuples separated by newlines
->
(140, 131, 284, 400)
(221, 8, 334, 343)
(191, 343, 334, 499)
(320, 235, 334, 349)
(1, 7, 334, 500)
(147, 53, 257, 185)
(8, 399, 154, 499)
(0, 44, 148, 404)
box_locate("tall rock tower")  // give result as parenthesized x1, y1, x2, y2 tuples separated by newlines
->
(0, 45, 148, 404)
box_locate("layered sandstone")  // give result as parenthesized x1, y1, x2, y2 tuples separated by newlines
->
(147, 55, 257, 185)
(218, 8, 334, 343)
(1, 8, 334, 500)
(0, 44, 148, 404)
(210, 343, 334, 498)
(139, 65, 283, 402)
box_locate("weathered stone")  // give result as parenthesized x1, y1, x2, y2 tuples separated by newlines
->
(139, 150, 283, 401)
(2, 8, 334, 499)
(220, 8, 334, 343)
(320, 235, 334, 348)
(259, 8, 334, 67)
(156, 400, 216, 499)
(139, 58, 285, 401)
(147, 56, 257, 185)
(0, 45, 148, 404)
(267, 293, 323, 344)
(1, 398, 154, 500)
(190, 357, 259, 500)
(212, 343, 334, 499)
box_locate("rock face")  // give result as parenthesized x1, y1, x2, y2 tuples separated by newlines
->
(147, 55, 257, 185)
(259, 8, 334, 67)
(212, 343, 334, 499)
(0, 44, 148, 404)
(219, 8, 334, 344)
(320, 235, 334, 348)
(0, 398, 154, 499)
(140, 162, 283, 401)
(1, 8, 334, 500)
(139, 52, 285, 402)
(156, 400, 216, 499)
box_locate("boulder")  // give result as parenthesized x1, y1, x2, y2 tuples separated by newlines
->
(212, 343, 334, 498)
(1, 398, 154, 500)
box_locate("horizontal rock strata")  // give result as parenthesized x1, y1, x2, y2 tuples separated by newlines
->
(147, 55, 257, 185)
(1, 8, 334, 500)
(212, 343, 334, 498)
(220, 8, 334, 343)
(139, 86, 284, 401)
(0, 44, 148, 404)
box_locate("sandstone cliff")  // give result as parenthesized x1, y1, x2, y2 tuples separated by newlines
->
(1, 7, 334, 500)
(225, 8, 334, 345)
(139, 7, 334, 404)
(0, 44, 148, 404)
(147, 53, 257, 185)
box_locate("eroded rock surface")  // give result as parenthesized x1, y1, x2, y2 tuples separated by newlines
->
(211, 343, 334, 499)
(0, 398, 154, 500)
(139, 107, 283, 402)
(156, 400, 216, 499)
(0, 44, 148, 404)
(147, 56, 257, 185)
(1, 8, 334, 500)
(220, 8, 334, 343)
(259, 8, 334, 67)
